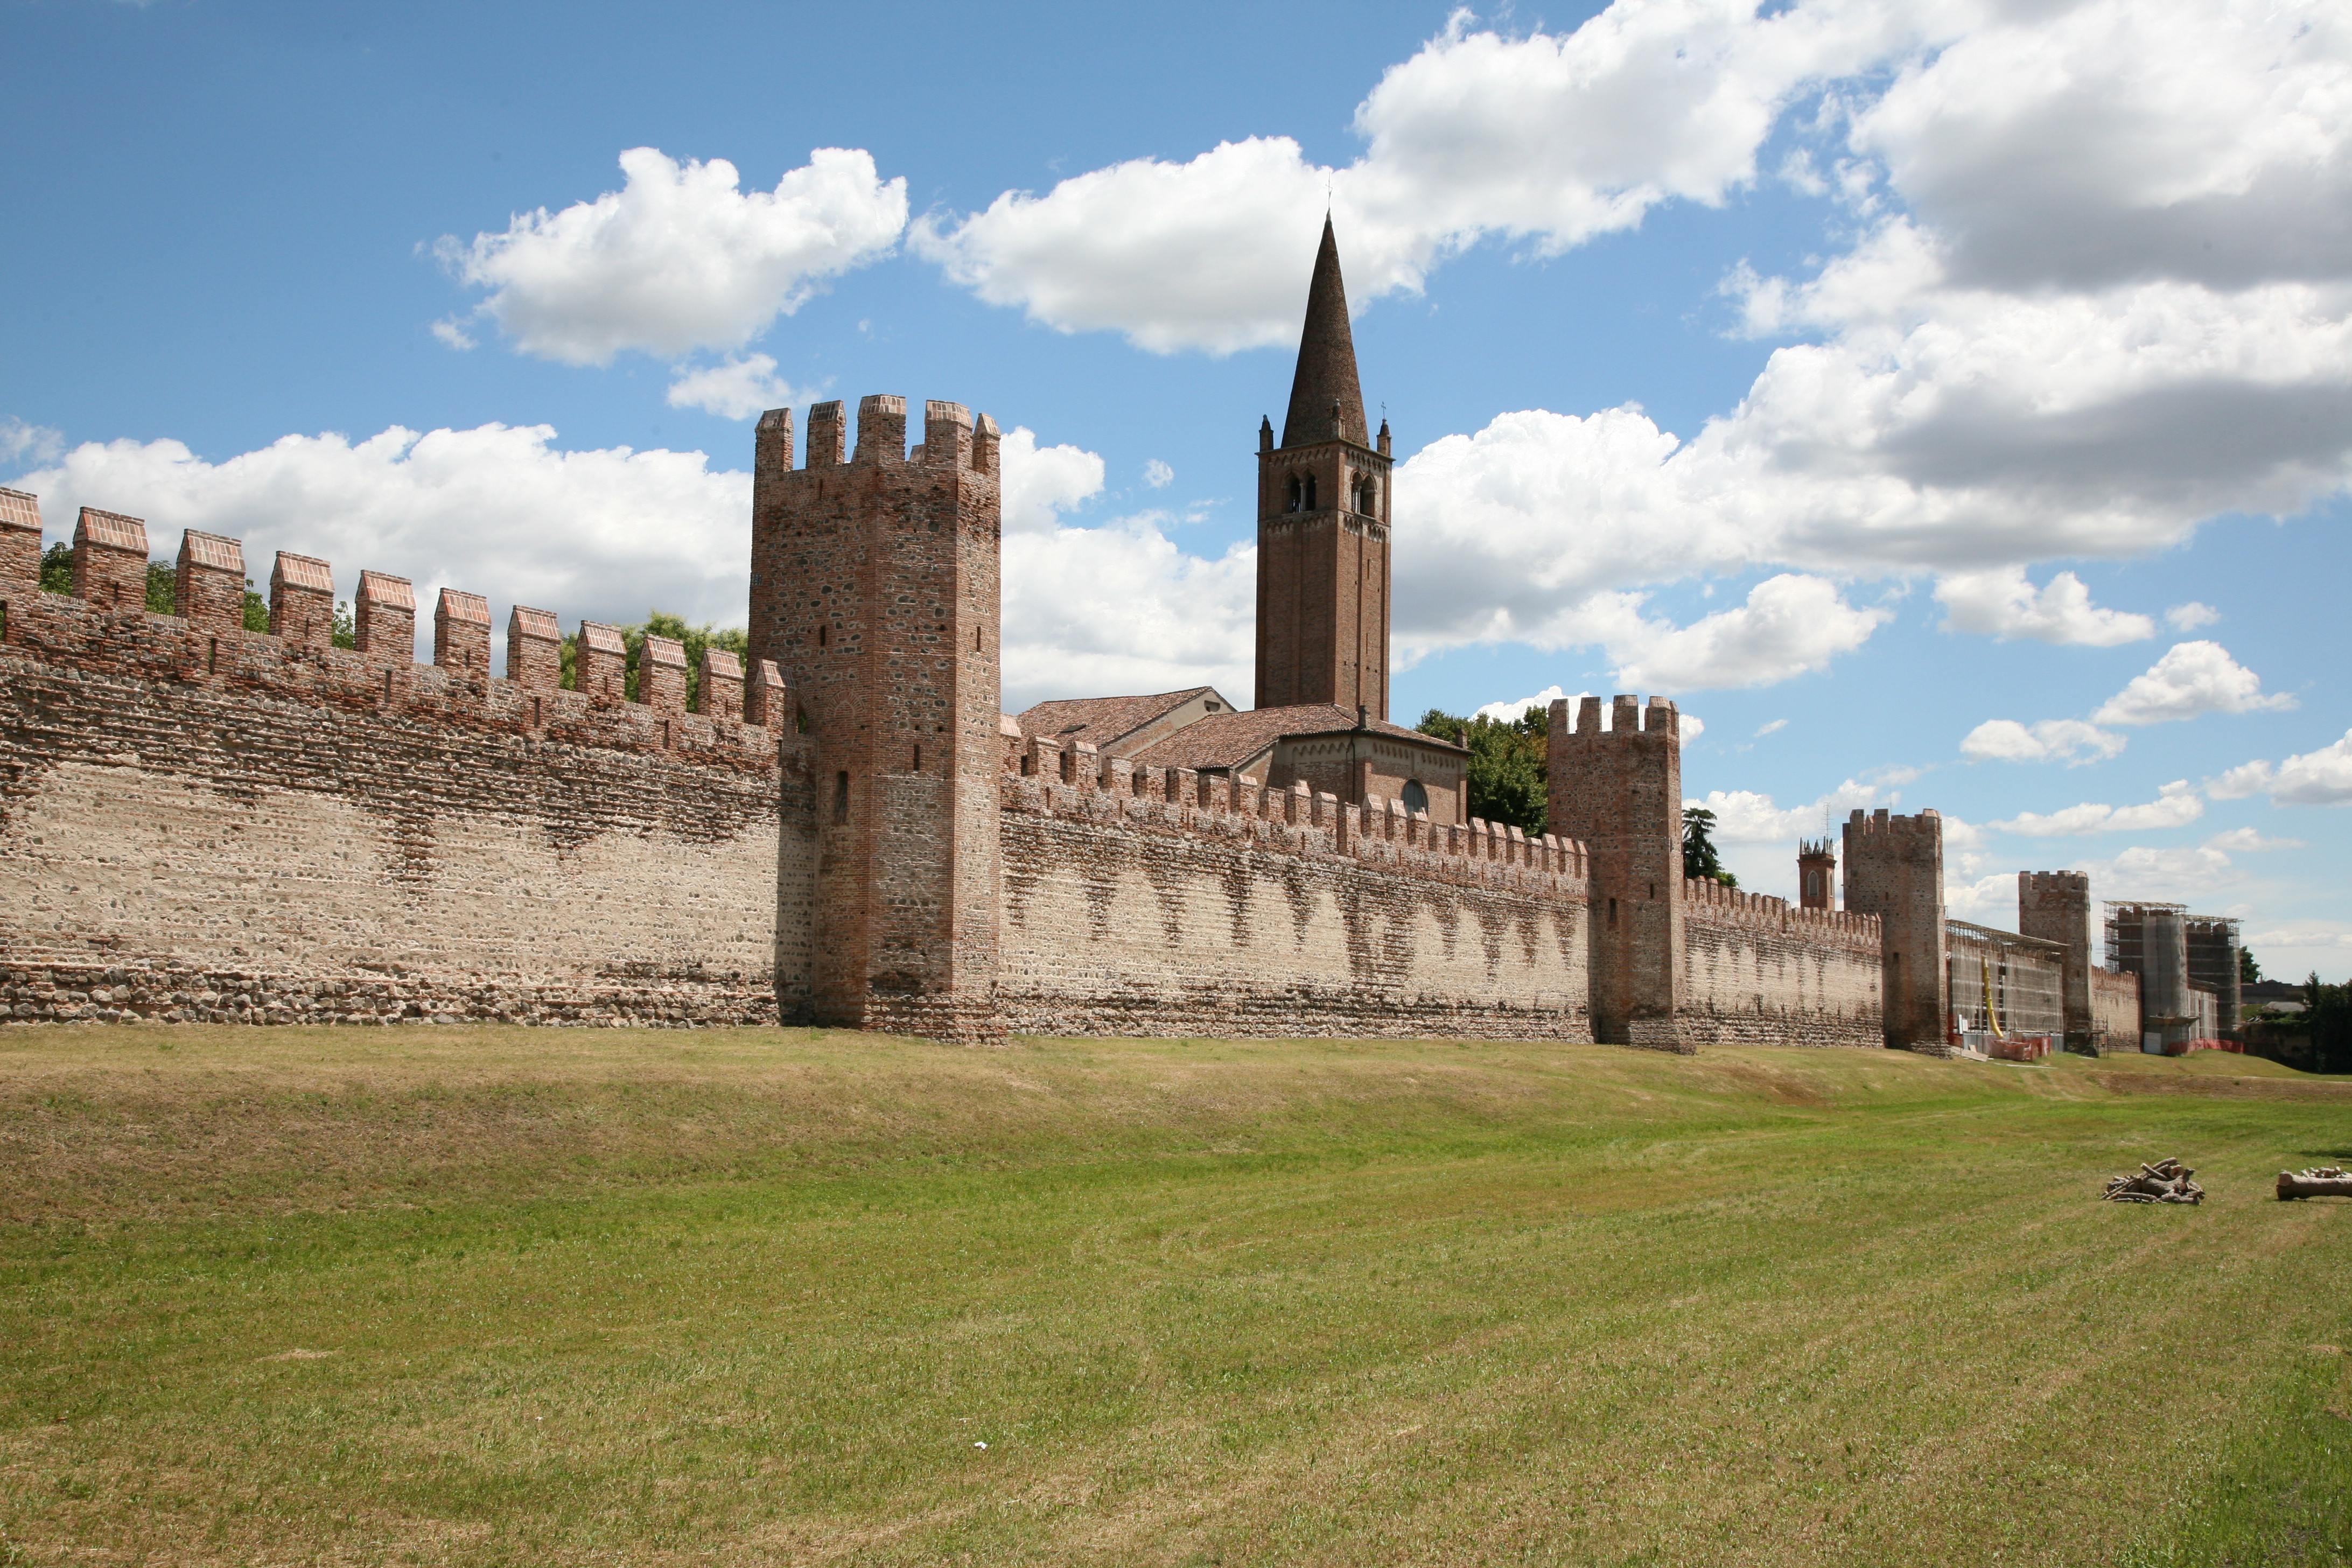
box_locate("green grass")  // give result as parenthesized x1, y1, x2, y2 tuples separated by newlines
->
(1, 1028, 2348, 1566)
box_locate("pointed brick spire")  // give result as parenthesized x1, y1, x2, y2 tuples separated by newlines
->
(1280, 216, 1368, 448)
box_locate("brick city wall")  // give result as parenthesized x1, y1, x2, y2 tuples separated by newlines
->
(994, 736, 1592, 1039)
(2090, 964, 2143, 1054)
(1677, 879, 1884, 1048)
(1, 569, 813, 1027)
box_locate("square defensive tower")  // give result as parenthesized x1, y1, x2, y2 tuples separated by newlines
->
(748, 394, 1004, 1042)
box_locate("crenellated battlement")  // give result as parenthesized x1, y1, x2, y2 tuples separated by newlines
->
(1549, 692, 1679, 742)
(755, 394, 1003, 482)
(1003, 731, 1590, 899)
(0, 490, 795, 768)
(1846, 807, 1942, 841)
(1683, 876, 1881, 948)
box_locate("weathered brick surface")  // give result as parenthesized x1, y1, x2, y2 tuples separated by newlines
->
(2090, 964, 2143, 1053)
(1843, 809, 1948, 1051)
(1549, 695, 1686, 1049)
(2018, 870, 2097, 1052)
(1679, 879, 1883, 1048)
(748, 395, 1004, 1042)
(0, 587, 806, 1026)
(996, 761, 1592, 1040)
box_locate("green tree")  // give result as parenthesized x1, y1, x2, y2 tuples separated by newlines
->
(1682, 806, 1738, 888)
(144, 559, 174, 614)
(2305, 974, 2351, 1075)
(2241, 947, 2263, 984)
(559, 611, 751, 711)
(39, 541, 71, 593)
(1415, 705, 1549, 835)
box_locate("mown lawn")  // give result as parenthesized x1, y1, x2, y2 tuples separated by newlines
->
(1, 1027, 2347, 1566)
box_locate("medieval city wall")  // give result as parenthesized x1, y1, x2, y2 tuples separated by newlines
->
(993, 736, 1593, 1039)
(1677, 878, 1885, 1048)
(0, 579, 813, 1027)
(2090, 965, 2143, 1054)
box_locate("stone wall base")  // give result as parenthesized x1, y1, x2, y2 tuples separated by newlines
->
(1, 955, 780, 1029)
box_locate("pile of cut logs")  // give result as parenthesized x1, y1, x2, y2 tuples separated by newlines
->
(2277, 1165, 2352, 1200)
(2103, 1158, 2204, 1204)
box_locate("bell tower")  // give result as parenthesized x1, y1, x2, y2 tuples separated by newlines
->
(1255, 217, 1393, 719)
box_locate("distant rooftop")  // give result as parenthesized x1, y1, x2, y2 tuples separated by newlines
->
(1132, 703, 1459, 773)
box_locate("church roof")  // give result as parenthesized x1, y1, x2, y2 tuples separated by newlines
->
(1013, 687, 1221, 752)
(1279, 216, 1369, 449)
(1132, 703, 1460, 773)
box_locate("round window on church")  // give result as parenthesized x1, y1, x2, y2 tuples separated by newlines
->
(1402, 779, 1429, 815)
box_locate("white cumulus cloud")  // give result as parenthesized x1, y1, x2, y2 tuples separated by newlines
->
(916, 6, 1935, 352)
(1991, 779, 2203, 836)
(2090, 640, 2297, 726)
(1001, 517, 1254, 713)
(1142, 459, 1173, 489)
(999, 428, 1107, 534)
(1959, 718, 2126, 765)
(2166, 601, 2220, 630)
(436, 147, 907, 365)
(664, 354, 798, 421)
(9, 425, 751, 634)
(1690, 778, 1891, 844)
(2206, 729, 2352, 807)
(1611, 574, 1892, 690)
(1934, 566, 2154, 645)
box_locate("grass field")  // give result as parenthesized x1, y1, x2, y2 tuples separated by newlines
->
(2, 1027, 2348, 1566)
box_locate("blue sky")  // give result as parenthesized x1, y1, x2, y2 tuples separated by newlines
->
(6, 0, 2350, 979)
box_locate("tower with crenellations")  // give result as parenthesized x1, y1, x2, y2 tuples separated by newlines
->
(1548, 694, 1687, 1051)
(2018, 870, 2096, 1053)
(1254, 216, 1395, 720)
(1843, 810, 1948, 1048)
(748, 393, 1006, 1041)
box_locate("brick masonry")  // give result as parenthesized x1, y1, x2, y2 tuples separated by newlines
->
(1, 578, 808, 1027)
(748, 395, 1005, 1042)
(1548, 695, 1688, 1050)
(1843, 809, 1949, 1051)
(2090, 964, 2143, 1054)
(996, 745, 1592, 1039)
(1679, 879, 1884, 1048)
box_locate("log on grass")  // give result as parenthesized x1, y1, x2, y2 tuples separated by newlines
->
(2276, 1167, 2352, 1201)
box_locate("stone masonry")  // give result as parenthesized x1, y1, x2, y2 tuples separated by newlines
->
(1546, 695, 1690, 1049)
(1842, 810, 1949, 1051)
(748, 395, 1005, 1041)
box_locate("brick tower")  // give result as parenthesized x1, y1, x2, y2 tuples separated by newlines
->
(1549, 694, 1687, 1051)
(747, 394, 1005, 1042)
(1843, 810, 1948, 1049)
(1256, 217, 1395, 719)
(1797, 839, 1837, 910)
(2017, 870, 2095, 1053)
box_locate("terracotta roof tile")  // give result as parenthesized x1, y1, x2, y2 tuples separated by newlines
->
(1132, 704, 1462, 772)
(1014, 687, 1215, 751)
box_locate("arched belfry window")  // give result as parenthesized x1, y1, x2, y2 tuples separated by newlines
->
(1303, 474, 1318, 510)
(1402, 779, 1429, 815)
(1285, 474, 1303, 513)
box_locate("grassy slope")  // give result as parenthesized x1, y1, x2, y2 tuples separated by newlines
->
(0, 1028, 2347, 1567)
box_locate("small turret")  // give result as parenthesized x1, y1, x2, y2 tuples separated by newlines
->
(1797, 838, 1836, 910)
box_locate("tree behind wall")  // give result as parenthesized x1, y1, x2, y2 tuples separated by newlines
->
(1682, 806, 1738, 888)
(1414, 706, 1549, 836)
(559, 611, 750, 712)
(2306, 974, 2352, 1075)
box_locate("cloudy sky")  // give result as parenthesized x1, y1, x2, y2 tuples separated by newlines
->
(7, 0, 2350, 978)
